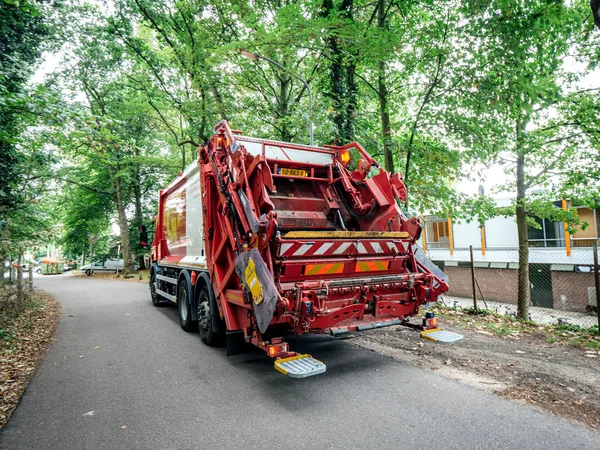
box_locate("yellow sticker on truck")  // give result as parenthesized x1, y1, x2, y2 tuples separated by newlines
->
(245, 258, 264, 305)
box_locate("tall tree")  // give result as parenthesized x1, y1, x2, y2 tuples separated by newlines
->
(321, 0, 358, 144)
(444, 0, 600, 319)
(0, 0, 50, 232)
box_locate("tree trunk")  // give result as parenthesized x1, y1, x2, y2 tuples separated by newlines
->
(210, 84, 228, 121)
(277, 74, 292, 142)
(377, 0, 393, 173)
(112, 168, 134, 273)
(343, 57, 358, 143)
(516, 144, 530, 320)
(16, 255, 22, 304)
(322, 0, 357, 144)
(132, 158, 147, 271)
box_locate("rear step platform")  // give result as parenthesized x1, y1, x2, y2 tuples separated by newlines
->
(420, 328, 463, 345)
(274, 354, 327, 378)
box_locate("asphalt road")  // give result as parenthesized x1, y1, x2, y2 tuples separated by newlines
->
(1, 275, 598, 450)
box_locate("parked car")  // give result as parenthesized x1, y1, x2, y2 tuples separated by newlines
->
(80, 259, 137, 276)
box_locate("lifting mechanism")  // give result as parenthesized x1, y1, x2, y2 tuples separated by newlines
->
(152, 120, 461, 379)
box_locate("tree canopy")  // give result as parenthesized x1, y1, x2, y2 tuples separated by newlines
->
(1, 0, 599, 316)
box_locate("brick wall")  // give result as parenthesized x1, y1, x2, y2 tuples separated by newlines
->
(443, 266, 595, 313)
(444, 266, 518, 305)
(551, 272, 595, 312)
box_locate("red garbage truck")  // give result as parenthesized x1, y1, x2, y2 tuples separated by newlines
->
(146, 121, 458, 377)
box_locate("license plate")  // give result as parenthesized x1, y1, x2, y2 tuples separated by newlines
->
(278, 168, 308, 177)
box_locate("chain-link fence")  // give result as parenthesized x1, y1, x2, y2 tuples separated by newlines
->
(426, 244, 600, 329)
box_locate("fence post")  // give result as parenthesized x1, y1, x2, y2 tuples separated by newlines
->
(594, 243, 600, 332)
(470, 245, 478, 311)
(16, 262, 23, 304)
(28, 264, 33, 291)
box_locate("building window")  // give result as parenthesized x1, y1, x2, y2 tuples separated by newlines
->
(527, 217, 565, 247)
(425, 216, 451, 249)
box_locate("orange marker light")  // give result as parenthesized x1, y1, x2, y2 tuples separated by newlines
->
(339, 150, 350, 166)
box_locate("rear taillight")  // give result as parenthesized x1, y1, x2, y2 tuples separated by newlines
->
(267, 342, 289, 357)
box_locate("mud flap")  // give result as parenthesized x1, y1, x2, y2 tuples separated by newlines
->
(235, 248, 278, 333)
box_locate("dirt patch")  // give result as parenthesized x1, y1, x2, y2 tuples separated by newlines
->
(0, 291, 62, 428)
(71, 270, 148, 283)
(352, 318, 600, 429)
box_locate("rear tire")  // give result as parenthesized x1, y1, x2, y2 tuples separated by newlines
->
(197, 286, 222, 346)
(178, 280, 196, 332)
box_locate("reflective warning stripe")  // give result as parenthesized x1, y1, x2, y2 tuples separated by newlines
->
(280, 240, 409, 257)
(355, 261, 390, 272)
(294, 243, 314, 256)
(356, 242, 368, 254)
(304, 263, 345, 276)
(333, 242, 352, 255)
(280, 243, 294, 255)
(313, 242, 334, 255)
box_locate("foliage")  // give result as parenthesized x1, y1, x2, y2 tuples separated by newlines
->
(0, 0, 598, 281)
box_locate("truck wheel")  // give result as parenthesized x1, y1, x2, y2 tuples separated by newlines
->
(150, 270, 163, 307)
(197, 286, 220, 345)
(178, 280, 196, 332)
(85, 269, 91, 276)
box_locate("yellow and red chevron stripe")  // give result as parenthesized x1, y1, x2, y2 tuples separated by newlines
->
(355, 260, 390, 272)
(304, 263, 345, 276)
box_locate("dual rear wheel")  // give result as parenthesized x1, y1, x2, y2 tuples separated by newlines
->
(149, 269, 221, 346)
(178, 282, 220, 345)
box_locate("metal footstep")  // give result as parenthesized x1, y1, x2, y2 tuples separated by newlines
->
(274, 354, 327, 378)
(420, 328, 463, 345)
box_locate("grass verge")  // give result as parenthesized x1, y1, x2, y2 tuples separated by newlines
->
(429, 304, 600, 348)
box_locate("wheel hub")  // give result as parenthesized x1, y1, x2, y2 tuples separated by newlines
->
(181, 290, 188, 317)
(198, 299, 210, 331)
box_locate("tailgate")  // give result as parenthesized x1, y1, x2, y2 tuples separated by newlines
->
(277, 231, 414, 283)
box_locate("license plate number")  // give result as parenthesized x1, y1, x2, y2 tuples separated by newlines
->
(278, 168, 308, 177)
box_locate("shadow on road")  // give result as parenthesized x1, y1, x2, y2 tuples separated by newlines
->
(146, 294, 396, 410)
